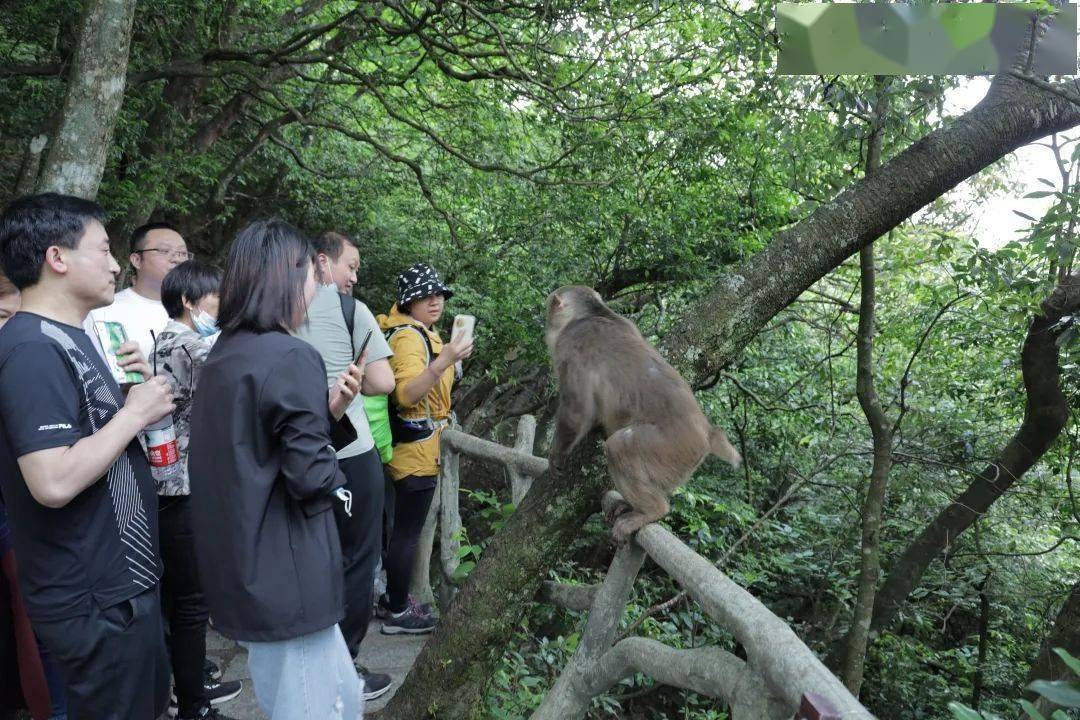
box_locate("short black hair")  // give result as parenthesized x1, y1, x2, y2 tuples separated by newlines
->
(312, 231, 356, 262)
(217, 220, 315, 333)
(130, 222, 180, 254)
(0, 193, 106, 290)
(161, 260, 222, 319)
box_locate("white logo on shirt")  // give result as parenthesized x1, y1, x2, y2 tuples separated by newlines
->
(38, 423, 73, 431)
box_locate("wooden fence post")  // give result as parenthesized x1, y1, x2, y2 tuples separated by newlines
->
(508, 414, 537, 506)
(438, 439, 463, 607)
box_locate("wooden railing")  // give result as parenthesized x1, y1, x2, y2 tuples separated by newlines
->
(407, 418, 876, 720)
(409, 417, 544, 608)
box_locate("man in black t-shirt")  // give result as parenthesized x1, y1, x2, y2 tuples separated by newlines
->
(0, 194, 176, 719)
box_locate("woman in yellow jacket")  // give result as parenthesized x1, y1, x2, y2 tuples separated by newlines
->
(376, 263, 472, 634)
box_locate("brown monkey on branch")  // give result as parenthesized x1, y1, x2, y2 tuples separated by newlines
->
(545, 285, 741, 542)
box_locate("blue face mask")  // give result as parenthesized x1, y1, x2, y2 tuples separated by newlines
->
(192, 309, 218, 338)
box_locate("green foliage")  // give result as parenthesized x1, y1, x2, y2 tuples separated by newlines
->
(4, 3, 1079, 718)
(948, 648, 1080, 720)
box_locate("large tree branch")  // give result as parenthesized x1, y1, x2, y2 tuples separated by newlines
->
(660, 77, 1080, 385)
(589, 639, 788, 720)
(870, 274, 1080, 633)
(621, 496, 871, 718)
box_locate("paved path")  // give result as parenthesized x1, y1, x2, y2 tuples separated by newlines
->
(206, 626, 429, 718)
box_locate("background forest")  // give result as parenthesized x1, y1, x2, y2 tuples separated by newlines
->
(1, 1, 1078, 719)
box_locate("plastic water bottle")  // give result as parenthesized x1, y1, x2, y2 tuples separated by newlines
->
(145, 416, 181, 485)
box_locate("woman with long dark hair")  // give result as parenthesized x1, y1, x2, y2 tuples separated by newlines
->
(187, 220, 365, 719)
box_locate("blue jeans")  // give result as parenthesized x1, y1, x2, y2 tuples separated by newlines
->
(241, 624, 363, 719)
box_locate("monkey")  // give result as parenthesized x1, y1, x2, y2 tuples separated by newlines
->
(545, 285, 741, 542)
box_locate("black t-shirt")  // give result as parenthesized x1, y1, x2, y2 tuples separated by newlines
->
(0, 312, 161, 621)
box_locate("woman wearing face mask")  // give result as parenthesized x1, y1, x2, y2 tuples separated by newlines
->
(153, 260, 243, 720)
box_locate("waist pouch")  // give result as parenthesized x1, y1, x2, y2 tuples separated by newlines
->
(390, 415, 436, 446)
(390, 414, 450, 447)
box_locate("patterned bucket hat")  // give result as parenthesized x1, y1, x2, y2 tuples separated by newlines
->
(397, 263, 453, 306)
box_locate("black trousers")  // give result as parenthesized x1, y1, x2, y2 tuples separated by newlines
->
(159, 495, 210, 717)
(33, 587, 170, 720)
(384, 475, 437, 612)
(333, 447, 385, 658)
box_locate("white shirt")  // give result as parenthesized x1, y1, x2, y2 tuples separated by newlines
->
(84, 288, 170, 365)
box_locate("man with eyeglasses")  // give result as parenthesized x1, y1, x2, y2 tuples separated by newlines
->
(84, 222, 191, 362)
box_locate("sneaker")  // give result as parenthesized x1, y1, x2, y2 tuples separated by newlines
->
(205, 679, 242, 706)
(376, 593, 436, 620)
(205, 659, 222, 681)
(355, 663, 393, 701)
(178, 706, 240, 720)
(381, 604, 436, 635)
(168, 679, 242, 717)
(408, 595, 438, 619)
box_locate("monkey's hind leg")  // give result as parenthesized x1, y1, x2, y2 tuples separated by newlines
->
(604, 425, 671, 543)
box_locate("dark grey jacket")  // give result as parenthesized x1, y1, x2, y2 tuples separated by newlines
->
(188, 329, 355, 642)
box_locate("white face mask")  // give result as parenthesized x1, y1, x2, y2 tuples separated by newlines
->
(192, 308, 218, 337)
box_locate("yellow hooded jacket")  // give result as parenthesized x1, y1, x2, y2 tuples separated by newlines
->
(377, 304, 455, 481)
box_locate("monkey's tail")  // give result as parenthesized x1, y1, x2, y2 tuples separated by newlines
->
(709, 427, 742, 467)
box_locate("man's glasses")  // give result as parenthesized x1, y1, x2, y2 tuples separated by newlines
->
(134, 248, 194, 262)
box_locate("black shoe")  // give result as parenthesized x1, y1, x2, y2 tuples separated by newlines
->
(179, 705, 240, 720)
(168, 679, 242, 717)
(356, 663, 393, 700)
(381, 605, 436, 635)
(205, 678, 242, 706)
(204, 658, 222, 681)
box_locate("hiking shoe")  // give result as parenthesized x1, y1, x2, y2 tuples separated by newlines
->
(179, 706, 240, 720)
(168, 679, 243, 717)
(381, 604, 436, 635)
(205, 658, 222, 681)
(376, 593, 436, 620)
(356, 663, 393, 700)
(408, 594, 438, 619)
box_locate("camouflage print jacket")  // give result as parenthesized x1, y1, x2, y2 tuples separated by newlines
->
(153, 320, 214, 496)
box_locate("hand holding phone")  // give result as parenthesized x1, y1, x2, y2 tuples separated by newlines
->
(451, 315, 476, 344)
(450, 315, 476, 376)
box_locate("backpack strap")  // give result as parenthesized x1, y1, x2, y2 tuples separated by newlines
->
(385, 324, 434, 367)
(338, 292, 357, 356)
(385, 324, 438, 424)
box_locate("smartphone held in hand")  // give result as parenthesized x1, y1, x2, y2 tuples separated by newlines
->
(451, 314, 476, 376)
(451, 314, 476, 344)
(355, 329, 373, 366)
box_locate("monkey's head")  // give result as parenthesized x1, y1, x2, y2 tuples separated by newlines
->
(545, 285, 607, 354)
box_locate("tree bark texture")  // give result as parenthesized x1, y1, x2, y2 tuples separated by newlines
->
(383, 432, 607, 720)
(37, 0, 138, 199)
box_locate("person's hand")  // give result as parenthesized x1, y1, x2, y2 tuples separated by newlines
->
(436, 334, 474, 370)
(329, 353, 366, 420)
(116, 341, 152, 381)
(123, 376, 175, 428)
